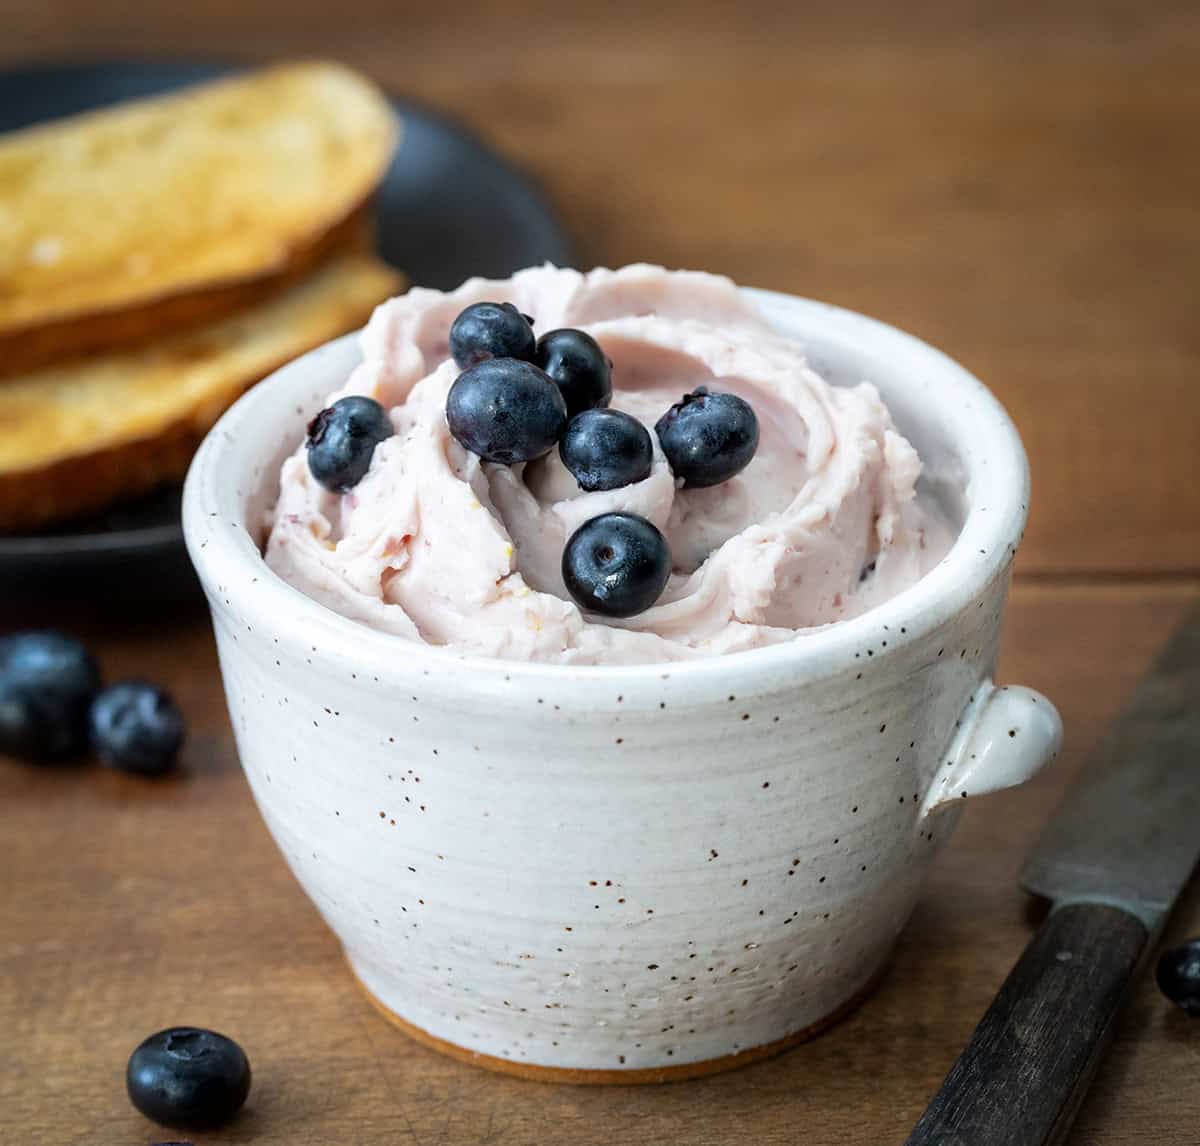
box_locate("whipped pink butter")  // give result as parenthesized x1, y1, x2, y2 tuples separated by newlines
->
(264, 265, 954, 664)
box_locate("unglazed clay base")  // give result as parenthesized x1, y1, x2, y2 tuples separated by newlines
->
(350, 960, 885, 1085)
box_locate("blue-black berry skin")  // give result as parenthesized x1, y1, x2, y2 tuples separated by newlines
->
(655, 386, 759, 488)
(449, 301, 536, 369)
(535, 328, 612, 418)
(0, 680, 71, 762)
(559, 408, 653, 492)
(90, 681, 185, 776)
(0, 631, 99, 761)
(1156, 940, 1200, 1016)
(306, 395, 394, 493)
(126, 1027, 251, 1130)
(446, 358, 568, 465)
(562, 512, 671, 618)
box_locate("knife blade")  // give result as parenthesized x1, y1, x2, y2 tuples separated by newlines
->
(905, 601, 1200, 1146)
(1020, 604, 1200, 928)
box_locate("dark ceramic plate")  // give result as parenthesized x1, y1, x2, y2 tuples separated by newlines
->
(0, 60, 573, 601)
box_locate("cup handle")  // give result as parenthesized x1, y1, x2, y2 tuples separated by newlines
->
(919, 679, 1062, 820)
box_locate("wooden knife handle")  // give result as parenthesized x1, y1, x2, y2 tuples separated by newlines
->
(904, 903, 1149, 1146)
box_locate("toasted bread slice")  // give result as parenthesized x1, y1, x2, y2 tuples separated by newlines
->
(0, 253, 402, 531)
(0, 61, 397, 376)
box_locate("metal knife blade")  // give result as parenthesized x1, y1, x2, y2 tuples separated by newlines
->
(1020, 601, 1200, 930)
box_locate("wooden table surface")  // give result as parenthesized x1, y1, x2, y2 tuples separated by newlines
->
(2, 2, 1198, 1143)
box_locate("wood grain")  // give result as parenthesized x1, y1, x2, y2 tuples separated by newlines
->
(1, 583, 1197, 1146)
(905, 904, 1149, 1146)
(1, 0, 1196, 574)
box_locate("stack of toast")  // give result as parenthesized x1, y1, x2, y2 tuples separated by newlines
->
(0, 61, 404, 531)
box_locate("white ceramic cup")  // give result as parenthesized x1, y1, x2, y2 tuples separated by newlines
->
(183, 288, 1061, 1082)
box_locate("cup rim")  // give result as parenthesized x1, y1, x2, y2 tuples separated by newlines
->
(183, 284, 1028, 686)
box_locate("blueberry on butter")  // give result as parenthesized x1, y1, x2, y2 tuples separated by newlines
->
(126, 1027, 250, 1130)
(535, 328, 612, 417)
(306, 395, 393, 493)
(450, 301, 536, 368)
(655, 386, 759, 488)
(562, 512, 671, 618)
(559, 408, 653, 492)
(0, 631, 99, 762)
(446, 357, 568, 465)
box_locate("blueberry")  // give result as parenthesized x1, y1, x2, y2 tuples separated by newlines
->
(126, 1027, 251, 1130)
(446, 357, 568, 465)
(0, 631, 99, 762)
(0, 679, 75, 762)
(534, 328, 612, 418)
(559, 408, 654, 492)
(562, 512, 671, 618)
(449, 301, 536, 368)
(306, 395, 393, 493)
(1156, 939, 1200, 1016)
(655, 386, 759, 488)
(90, 681, 185, 776)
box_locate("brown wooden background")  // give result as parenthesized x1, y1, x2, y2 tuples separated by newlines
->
(1, 2, 1198, 1143)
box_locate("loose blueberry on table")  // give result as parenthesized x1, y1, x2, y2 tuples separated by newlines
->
(90, 681, 185, 776)
(0, 631, 100, 762)
(559, 408, 654, 492)
(562, 512, 672, 618)
(1156, 939, 1200, 1016)
(446, 357, 568, 464)
(127, 1027, 251, 1130)
(306, 394, 394, 492)
(534, 327, 613, 417)
(449, 301, 536, 368)
(655, 385, 759, 487)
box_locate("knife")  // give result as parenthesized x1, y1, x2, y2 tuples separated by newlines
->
(905, 602, 1200, 1146)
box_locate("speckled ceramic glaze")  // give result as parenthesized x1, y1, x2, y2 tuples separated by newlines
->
(183, 287, 1061, 1081)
